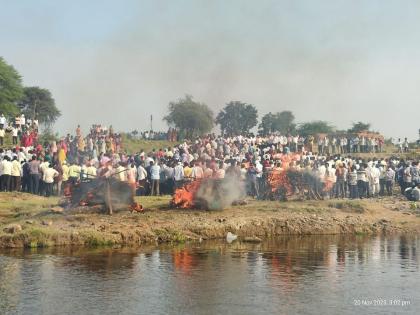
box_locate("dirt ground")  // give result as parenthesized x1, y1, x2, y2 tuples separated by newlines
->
(0, 192, 419, 248)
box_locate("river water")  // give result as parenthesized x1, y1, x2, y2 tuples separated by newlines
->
(0, 235, 418, 315)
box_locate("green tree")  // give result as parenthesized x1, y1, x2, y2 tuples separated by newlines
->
(0, 57, 24, 116)
(348, 121, 371, 133)
(216, 101, 258, 135)
(164, 95, 214, 138)
(18, 87, 61, 127)
(297, 121, 334, 136)
(259, 111, 295, 135)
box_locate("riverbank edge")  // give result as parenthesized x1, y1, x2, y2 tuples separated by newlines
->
(1, 209, 419, 249)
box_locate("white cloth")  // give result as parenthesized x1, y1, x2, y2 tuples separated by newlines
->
(43, 168, 58, 183)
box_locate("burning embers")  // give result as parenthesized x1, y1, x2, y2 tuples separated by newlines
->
(262, 169, 324, 201)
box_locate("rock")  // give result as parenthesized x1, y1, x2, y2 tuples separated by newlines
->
(98, 224, 107, 231)
(3, 224, 22, 234)
(243, 236, 262, 243)
(50, 207, 64, 213)
(226, 232, 237, 243)
(25, 220, 34, 225)
(42, 220, 53, 226)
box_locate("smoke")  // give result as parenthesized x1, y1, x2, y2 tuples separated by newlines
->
(195, 177, 246, 210)
(3, 0, 420, 139)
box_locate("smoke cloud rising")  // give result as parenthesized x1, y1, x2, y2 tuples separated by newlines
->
(1, 0, 419, 139)
(195, 177, 246, 210)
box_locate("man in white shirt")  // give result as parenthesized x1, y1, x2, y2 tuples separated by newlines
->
(11, 156, 22, 191)
(137, 162, 148, 196)
(1, 156, 12, 191)
(370, 165, 381, 196)
(0, 127, 5, 146)
(174, 162, 185, 189)
(150, 161, 161, 195)
(115, 162, 127, 181)
(42, 165, 58, 197)
(0, 114, 6, 128)
(191, 162, 204, 179)
(11, 126, 19, 145)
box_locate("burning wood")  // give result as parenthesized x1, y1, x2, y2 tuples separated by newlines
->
(263, 169, 325, 201)
(171, 180, 202, 209)
(171, 177, 245, 210)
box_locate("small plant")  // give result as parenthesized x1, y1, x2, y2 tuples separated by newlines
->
(409, 202, 418, 210)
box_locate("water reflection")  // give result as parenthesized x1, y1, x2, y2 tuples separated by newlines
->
(0, 235, 418, 315)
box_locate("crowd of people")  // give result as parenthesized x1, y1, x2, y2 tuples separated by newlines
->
(0, 113, 39, 147)
(138, 128, 178, 142)
(0, 125, 418, 202)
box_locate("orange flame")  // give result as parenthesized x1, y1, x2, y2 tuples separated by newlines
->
(267, 170, 294, 196)
(171, 180, 202, 208)
(130, 202, 144, 213)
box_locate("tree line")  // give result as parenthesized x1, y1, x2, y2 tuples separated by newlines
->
(164, 95, 372, 138)
(0, 57, 61, 127)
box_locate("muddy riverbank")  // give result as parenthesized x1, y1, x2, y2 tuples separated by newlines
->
(0, 193, 419, 248)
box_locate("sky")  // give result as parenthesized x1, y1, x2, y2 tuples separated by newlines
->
(1, 0, 419, 140)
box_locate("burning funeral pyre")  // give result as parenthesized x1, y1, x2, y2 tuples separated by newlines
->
(261, 169, 324, 201)
(171, 177, 245, 210)
(63, 177, 143, 214)
(171, 169, 327, 210)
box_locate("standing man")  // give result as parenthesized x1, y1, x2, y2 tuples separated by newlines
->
(1, 156, 12, 191)
(174, 161, 185, 189)
(42, 164, 59, 197)
(10, 156, 22, 191)
(0, 126, 5, 146)
(385, 166, 395, 196)
(150, 161, 161, 196)
(0, 113, 6, 129)
(28, 156, 41, 194)
(137, 162, 148, 196)
(403, 138, 409, 153)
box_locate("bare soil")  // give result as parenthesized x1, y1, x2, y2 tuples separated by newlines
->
(0, 193, 419, 248)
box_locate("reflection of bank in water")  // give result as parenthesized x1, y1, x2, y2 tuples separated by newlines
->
(1, 235, 419, 315)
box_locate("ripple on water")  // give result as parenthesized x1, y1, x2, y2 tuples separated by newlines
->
(0, 234, 418, 315)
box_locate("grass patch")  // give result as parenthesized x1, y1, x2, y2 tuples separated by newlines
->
(79, 230, 115, 247)
(15, 227, 58, 248)
(328, 201, 365, 213)
(135, 195, 172, 210)
(153, 228, 186, 243)
(0, 193, 59, 223)
(121, 134, 179, 154)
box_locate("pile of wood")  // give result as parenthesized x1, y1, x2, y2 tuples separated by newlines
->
(63, 177, 142, 214)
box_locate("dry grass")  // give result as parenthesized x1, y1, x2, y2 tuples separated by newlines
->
(0, 193, 59, 224)
(120, 134, 179, 154)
